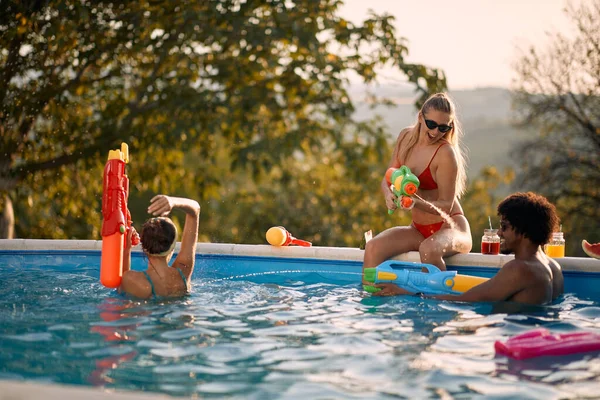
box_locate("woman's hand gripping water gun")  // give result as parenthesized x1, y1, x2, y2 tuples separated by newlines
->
(385, 166, 420, 214)
(100, 143, 140, 288)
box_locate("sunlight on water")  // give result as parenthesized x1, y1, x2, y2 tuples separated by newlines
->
(0, 264, 599, 399)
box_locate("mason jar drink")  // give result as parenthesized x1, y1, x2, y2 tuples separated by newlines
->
(545, 232, 565, 258)
(481, 229, 500, 255)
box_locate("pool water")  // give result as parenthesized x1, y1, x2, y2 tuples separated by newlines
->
(1, 253, 599, 399)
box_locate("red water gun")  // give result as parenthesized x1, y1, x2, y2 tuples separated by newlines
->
(100, 143, 139, 288)
(266, 226, 312, 247)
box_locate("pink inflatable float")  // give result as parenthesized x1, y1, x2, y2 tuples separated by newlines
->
(495, 328, 600, 360)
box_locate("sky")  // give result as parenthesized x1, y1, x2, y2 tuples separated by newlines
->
(339, 0, 577, 90)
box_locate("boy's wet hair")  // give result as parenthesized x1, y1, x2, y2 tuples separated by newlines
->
(497, 192, 560, 246)
(140, 217, 177, 255)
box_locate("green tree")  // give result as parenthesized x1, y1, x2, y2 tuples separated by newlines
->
(198, 118, 412, 247)
(511, 0, 600, 255)
(1, 0, 447, 241)
(462, 166, 515, 252)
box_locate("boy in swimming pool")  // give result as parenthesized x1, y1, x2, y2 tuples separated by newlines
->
(119, 195, 200, 299)
(374, 192, 564, 305)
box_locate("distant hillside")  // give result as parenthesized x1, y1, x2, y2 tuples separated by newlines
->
(349, 84, 535, 180)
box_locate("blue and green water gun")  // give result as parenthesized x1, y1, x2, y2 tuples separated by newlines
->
(385, 166, 420, 214)
(363, 260, 489, 295)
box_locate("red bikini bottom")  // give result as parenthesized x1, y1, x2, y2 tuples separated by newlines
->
(412, 212, 464, 239)
(412, 221, 444, 239)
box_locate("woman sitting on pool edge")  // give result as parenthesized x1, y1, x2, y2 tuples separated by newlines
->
(119, 195, 200, 299)
(363, 93, 472, 279)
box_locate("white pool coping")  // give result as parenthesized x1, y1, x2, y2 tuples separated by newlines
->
(0, 380, 174, 399)
(1, 239, 599, 272)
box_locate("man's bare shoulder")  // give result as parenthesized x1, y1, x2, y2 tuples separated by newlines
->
(502, 255, 557, 280)
(545, 255, 562, 270)
(498, 258, 543, 281)
(499, 258, 528, 271)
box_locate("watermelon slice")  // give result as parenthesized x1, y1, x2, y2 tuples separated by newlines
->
(582, 240, 600, 259)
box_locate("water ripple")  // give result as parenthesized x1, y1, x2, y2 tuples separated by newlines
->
(1, 265, 599, 399)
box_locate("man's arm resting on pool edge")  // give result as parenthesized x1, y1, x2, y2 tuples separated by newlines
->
(372, 261, 527, 302)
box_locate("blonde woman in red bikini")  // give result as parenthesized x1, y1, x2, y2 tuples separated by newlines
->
(363, 93, 472, 279)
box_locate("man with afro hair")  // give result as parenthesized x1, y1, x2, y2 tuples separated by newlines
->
(374, 192, 564, 305)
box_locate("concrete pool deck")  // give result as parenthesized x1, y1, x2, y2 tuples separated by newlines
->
(1, 380, 174, 399)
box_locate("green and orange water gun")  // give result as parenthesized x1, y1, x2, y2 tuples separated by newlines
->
(385, 166, 420, 214)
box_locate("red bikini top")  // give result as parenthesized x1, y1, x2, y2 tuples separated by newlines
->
(416, 142, 448, 190)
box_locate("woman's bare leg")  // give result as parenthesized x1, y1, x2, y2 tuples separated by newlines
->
(419, 215, 472, 271)
(363, 225, 424, 283)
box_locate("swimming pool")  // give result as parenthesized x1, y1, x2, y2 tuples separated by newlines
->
(1, 240, 599, 399)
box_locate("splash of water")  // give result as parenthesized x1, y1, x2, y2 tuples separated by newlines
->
(413, 194, 456, 229)
(198, 270, 363, 285)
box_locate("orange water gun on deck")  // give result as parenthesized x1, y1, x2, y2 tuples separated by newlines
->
(266, 226, 312, 247)
(100, 143, 140, 288)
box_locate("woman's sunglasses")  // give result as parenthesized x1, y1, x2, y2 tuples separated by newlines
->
(423, 118, 453, 133)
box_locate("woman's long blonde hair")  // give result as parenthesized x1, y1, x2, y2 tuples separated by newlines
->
(395, 93, 468, 198)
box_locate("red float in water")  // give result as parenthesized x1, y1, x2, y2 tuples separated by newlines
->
(495, 328, 600, 360)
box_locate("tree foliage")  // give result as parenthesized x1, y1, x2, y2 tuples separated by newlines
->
(461, 167, 515, 252)
(1, 0, 447, 242)
(197, 119, 413, 247)
(511, 0, 600, 254)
